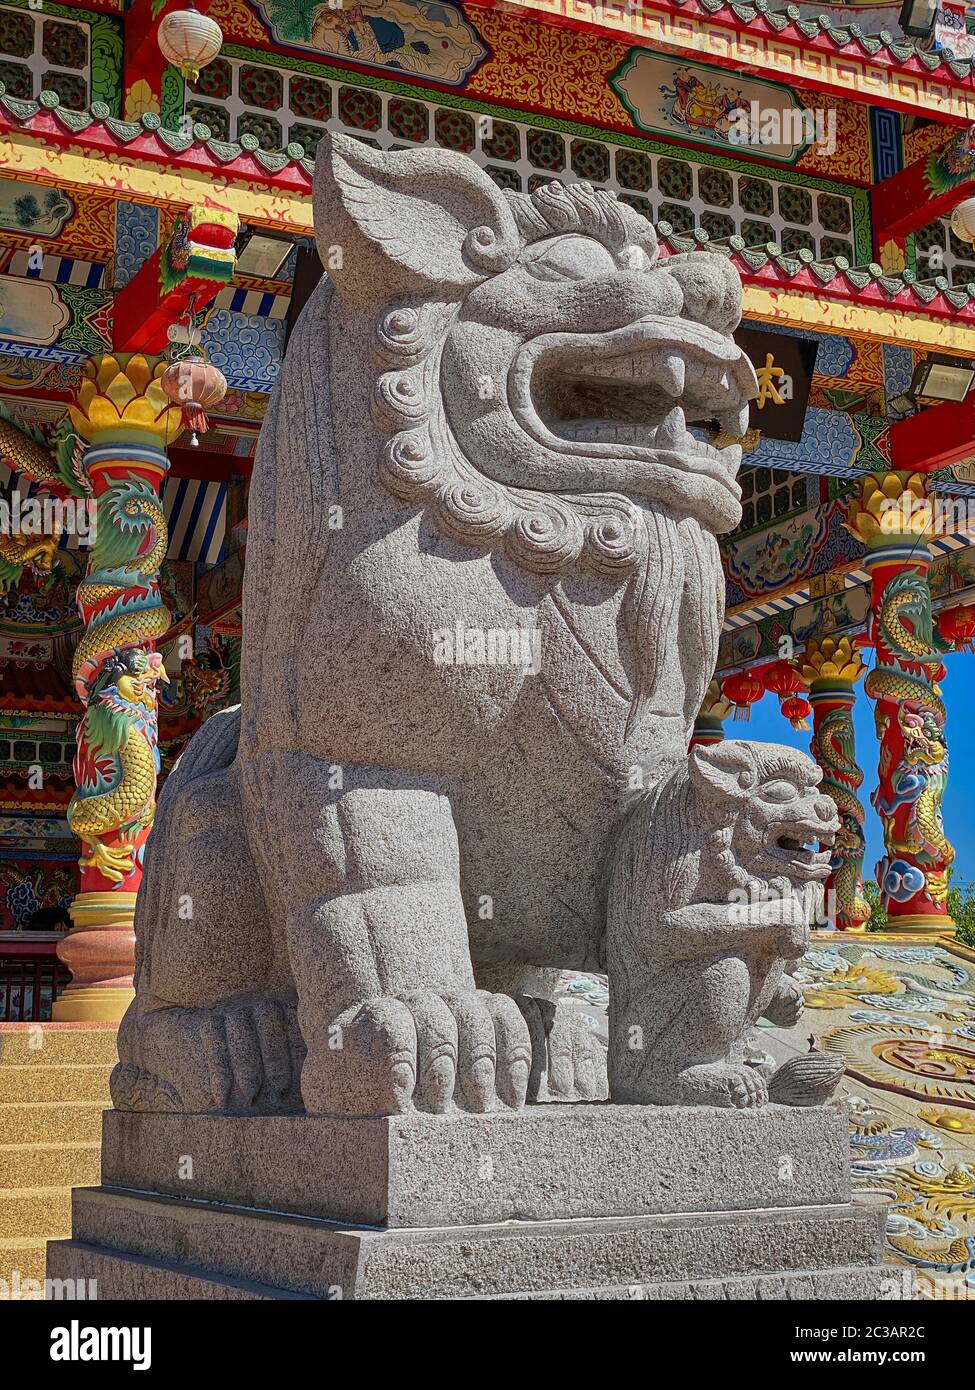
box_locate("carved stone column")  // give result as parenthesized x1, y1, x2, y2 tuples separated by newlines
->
(847, 472, 954, 932)
(53, 355, 183, 1021)
(690, 677, 733, 747)
(801, 636, 870, 932)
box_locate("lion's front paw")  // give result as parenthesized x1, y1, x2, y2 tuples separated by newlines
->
(725, 1064, 769, 1109)
(301, 990, 533, 1116)
(763, 979, 805, 1029)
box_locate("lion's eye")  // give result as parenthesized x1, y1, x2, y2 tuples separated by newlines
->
(522, 234, 618, 283)
(763, 780, 798, 804)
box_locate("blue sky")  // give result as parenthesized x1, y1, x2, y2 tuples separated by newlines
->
(741, 668, 974, 890)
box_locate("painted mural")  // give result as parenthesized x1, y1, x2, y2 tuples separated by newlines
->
(613, 53, 820, 164)
(725, 504, 832, 596)
(0, 279, 111, 357)
(251, 0, 489, 84)
(0, 279, 70, 347)
(0, 180, 74, 239)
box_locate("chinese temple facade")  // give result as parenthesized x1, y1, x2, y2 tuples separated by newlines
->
(3, 0, 975, 1021)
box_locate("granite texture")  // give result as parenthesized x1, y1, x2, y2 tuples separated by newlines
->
(109, 134, 805, 1121)
(99, 1104, 850, 1228)
(48, 1185, 901, 1300)
(607, 740, 842, 1108)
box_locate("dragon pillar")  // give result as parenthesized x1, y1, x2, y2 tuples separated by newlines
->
(847, 472, 954, 932)
(801, 636, 871, 931)
(53, 355, 183, 1021)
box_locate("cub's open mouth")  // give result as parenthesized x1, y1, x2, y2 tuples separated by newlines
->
(511, 316, 757, 493)
(769, 824, 835, 877)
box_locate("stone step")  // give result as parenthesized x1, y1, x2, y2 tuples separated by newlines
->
(0, 1236, 48, 1290)
(0, 1102, 104, 1146)
(0, 1142, 101, 1190)
(48, 1222, 905, 1301)
(0, 1025, 118, 1067)
(0, 1187, 72, 1240)
(65, 1184, 891, 1300)
(501, 1267, 908, 1300)
(46, 1241, 314, 1301)
(0, 1065, 112, 1104)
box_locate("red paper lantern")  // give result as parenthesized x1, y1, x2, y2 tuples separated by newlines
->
(721, 671, 765, 721)
(937, 603, 975, 652)
(781, 695, 813, 731)
(161, 359, 228, 445)
(762, 659, 806, 698)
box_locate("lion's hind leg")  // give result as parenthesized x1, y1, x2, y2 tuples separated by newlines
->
(613, 955, 768, 1108)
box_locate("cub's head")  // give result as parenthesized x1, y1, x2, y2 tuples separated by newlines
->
(689, 739, 839, 890)
(314, 134, 756, 576)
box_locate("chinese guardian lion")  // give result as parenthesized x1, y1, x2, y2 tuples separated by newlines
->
(113, 134, 840, 1117)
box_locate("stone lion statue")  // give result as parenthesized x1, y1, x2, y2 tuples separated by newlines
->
(113, 134, 835, 1118)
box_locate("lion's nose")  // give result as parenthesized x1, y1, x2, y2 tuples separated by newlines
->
(815, 797, 837, 822)
(662, 251, 741, 338)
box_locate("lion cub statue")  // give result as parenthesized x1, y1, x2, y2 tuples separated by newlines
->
(607, 739, 844, 1109)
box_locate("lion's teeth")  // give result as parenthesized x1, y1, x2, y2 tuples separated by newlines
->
(718, 404, 751, 437)
(656, 405, 686, 451)
(659, 352, 685, 397)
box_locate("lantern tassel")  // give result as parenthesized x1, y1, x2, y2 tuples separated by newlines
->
(182, 401, 210, 436)
(733, 704, 751, 722)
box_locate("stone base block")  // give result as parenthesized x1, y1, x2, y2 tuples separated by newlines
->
(99, 1103, 849, 1228)
(47, 1105, 907, 1300)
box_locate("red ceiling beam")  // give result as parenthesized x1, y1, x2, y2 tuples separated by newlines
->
(888, 399, 975, 472)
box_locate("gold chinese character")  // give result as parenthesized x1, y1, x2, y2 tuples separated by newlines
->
(755, 352, 786, 408)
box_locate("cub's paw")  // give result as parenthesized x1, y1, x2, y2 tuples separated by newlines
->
(763, 979, 805, 1029)
(301, 990, 533, 1116)
(667, 1062, 769, 1109)
(515, 996, 608, 1102)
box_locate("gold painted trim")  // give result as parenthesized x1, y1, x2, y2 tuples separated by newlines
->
(741, 286, 975, 355)
(880, 914, 955, 931)
(52, 985, 134, 1022)
(0, 133, 313, 234)
(69, 890, 137, 930)
(488, 0, 975, 123)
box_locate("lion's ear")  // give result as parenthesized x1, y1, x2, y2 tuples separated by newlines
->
(314, 132, 521, 304)
(689, 740, 757, 800)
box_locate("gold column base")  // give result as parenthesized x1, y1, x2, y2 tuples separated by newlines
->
(52, 985, 134, 1022)
(53, 890, 137, 1022)
(881, 914, 955, 933)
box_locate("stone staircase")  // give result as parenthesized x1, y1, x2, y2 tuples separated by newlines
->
(0, 1023, 116, 1298)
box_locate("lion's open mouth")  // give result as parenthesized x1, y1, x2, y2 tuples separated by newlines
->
(770, 824, 835, 878)
(511, 316, 757, 495)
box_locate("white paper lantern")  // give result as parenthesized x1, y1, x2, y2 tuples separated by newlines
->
(950, 196, 975, 247)
(158, 4, 223, 83)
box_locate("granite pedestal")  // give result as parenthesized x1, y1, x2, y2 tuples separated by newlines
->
(47, 1105, 908, 1300)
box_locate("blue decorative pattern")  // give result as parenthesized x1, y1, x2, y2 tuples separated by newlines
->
(871, 107, 903, 182)
(201, 310, 283, 391)
(740, 319, 854, 378)
(747, 407, 859, 475)
(114, 203, 159, 289)
(883, 342, 915, 397)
